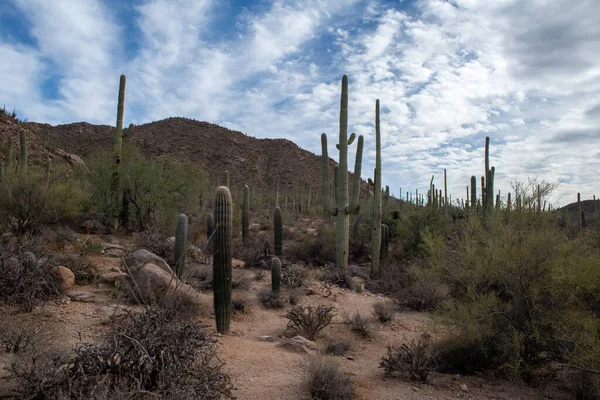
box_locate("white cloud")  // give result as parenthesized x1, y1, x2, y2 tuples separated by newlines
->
(0, 0, 598, 205)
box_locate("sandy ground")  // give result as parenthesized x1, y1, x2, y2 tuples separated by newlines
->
(0, 244, 573, 400)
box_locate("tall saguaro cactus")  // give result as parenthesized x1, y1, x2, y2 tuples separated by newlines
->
(470, 176, 477, 210)
(274, 206, 283, 256)
(321, 75, 364, 271)
(112, 74, 126, 230)
(484, 136, 495, 213)
(242, 185, 249, 242)
(213, 186, 233, 334)
(371, 99, 382, 278)
(174, 213, 188, 278)
(19, 129, 27, 175)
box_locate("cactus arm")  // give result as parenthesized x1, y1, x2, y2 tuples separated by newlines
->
(321, 133, 337, 216)
(345, 135, 363, 214)
(347, 132, 356, 145)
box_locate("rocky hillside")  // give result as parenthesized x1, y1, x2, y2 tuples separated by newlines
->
(10, 116, 362, 195)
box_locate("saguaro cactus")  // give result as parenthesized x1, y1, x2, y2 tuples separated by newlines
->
(19, 129, 27, 174)
(274, 206, 283, 256)
(371, 100, 382, 278)
(271, 256, 281, 296)
(444, 169, 448, 216)
(321, 75, 364, 271)
(174, 213, 188, 278)
(112, 74, 126, 230)
(213, 186, 232, 334)
(470, 176, 477, 210)
(5, 137, 13, 171)
(242, 185, 249, 242)
(380, 224, 389, 260)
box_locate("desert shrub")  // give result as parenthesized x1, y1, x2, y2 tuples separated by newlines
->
(0, 318, 43, 353)
(348, 215, 371, 262)
(320, 267, 356, 291)
(232, 292, 249, 313)
(51, 252, 97, 284)
(343, 312, 372, 339)
(373, 302, 395, 323)
(7, 305, 234, 399)
(282, 264, 310, 288)
(0, 165, 85, 237)
(86, 145, 210, 231)
(405, 278, 449, 311)
(258, 289, 285, 309)
(285, 304, 335, 340)
(288, 288, 303, 306)
(326, 339, 351, 356)
(305, 358, 356, 400)
(380, 333, 435, 383)
(254, 268, 266, 281)
(421, 213, 600, 383)
(0, 260, 61, 312)
(232, 271, 252, 291)
(133, 226, 172, 258)
(292, 223, 336, 264)
(187, 263, 213, 291)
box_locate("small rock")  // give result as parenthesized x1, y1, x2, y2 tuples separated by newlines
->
(276, 336, 319, 355)
(259, 336, 276, 342)
(346, 356, 355, 360)
(52, 266, 75, 290)
(412, 386, 419, 392)
(4, 257, 21, 275)
(460, 384, 468, 393)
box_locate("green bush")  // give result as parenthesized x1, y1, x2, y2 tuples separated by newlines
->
(0, 165, 85, 237)
(85, 145, 210, 231)
(419, 212, 600, 382)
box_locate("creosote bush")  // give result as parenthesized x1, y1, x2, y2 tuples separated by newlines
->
(373, 302, 395, 323)
(282, 264, 310, 288)
(285, 304, 335, 340)
(305, 358, 356, 400)
(380, 333, 435, 383)
(258, 289, 285, 309)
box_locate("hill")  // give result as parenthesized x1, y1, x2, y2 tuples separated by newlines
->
(17, 117, 357, 195)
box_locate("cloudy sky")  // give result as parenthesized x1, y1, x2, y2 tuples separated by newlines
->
(1, 0, 599, 206)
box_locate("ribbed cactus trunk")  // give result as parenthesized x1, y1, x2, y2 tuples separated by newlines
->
(271, 257, 281, 296)
(371, 100, 382, 278)
(507, 192, 512, 211)
(444, 169, 448, 217)
(242, 185, 249, 242)
(213, 186, 232, 334)
(321, 75, 364, 271)
(274, 206, 283, 256)
(112, 74, 126, 231)
(470, 176, 477, 210)
(174, 213, 188, 278)
(19, 129, 27, 175)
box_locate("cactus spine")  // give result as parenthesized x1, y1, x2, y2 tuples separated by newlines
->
(371, 99, 382, 278)
(242, 185, 249, 242)
(213, 186, 232, 334)
(274, 206, 283, 256)
(112, 74, 126, 230)
(271, 256, 281, 296)
(444, 169, 448, 216)
(19, 129, 27, 174)
(174, 213, 188, 278)
(321, 75, 364, 271)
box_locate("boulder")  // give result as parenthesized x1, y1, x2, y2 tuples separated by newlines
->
(55, 148, 89, 172)
(124, 249, 173, 275)
(52, 266, 75, 291)
(276, 336, 319, 355)
(132, 263, 200, 306)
